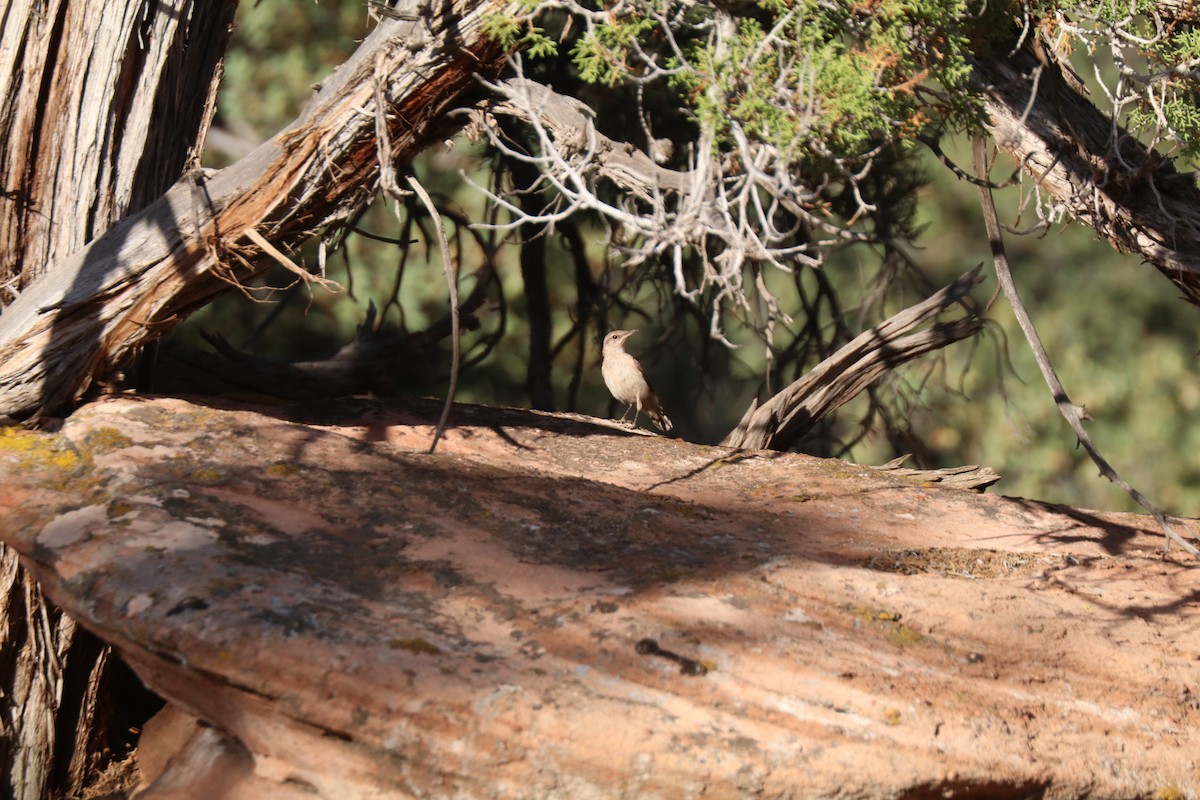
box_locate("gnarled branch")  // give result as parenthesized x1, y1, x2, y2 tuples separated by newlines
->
(722, 266, 984, 452)
(0, 0, 516, 419)
(973, 36, 1200, 304)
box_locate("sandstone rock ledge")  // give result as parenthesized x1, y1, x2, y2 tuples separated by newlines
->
(2, 395, 1199, 799)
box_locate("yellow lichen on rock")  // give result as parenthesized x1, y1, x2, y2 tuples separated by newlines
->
(0, 428, 88, 488)
(84, 427, 133, 453)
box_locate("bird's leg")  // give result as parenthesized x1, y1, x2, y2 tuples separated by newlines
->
(631, 402, 643, 429)
(619, 403, 635, 425)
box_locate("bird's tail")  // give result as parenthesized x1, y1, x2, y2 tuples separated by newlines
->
(648, 408, 672, 432)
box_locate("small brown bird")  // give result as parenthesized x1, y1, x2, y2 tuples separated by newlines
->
(601, 329, 672, 432)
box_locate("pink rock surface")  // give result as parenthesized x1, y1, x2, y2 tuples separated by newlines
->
(2, 395, 1198, 799)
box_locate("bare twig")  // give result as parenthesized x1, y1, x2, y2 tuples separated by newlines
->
(368, 52, 461, 453)
(406, 175, 460, 455)
(972, 134, 1198, 558)
(919, 135, 1019, 189)
(241, 228, 341, 292)
(475, 69, 876, 345)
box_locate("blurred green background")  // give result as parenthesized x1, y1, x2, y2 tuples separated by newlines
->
(176, 0, 1200, 516)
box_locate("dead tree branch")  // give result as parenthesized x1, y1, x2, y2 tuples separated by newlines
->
(0, 0, 516, 419)
(972, 135, 1199, 558)
(973, 35, 1200, 304)
(870, 455, 1001, 492)
(474, 70, 875, 345)
(406, 174, 460, 455)
(722, 266, 984, 452)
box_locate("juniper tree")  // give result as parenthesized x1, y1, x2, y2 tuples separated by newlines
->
(5, 4, 1200, 792)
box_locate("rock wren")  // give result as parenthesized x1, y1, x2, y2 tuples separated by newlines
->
(601, 329, 672, 432)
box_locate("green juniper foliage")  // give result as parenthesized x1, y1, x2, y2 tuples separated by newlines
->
(478, 0, 999, 284)
(491, 0, 987, 162)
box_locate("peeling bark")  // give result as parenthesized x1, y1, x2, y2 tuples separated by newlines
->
(0, 0, 232, 294)
(0, 3, 231, 798)
(0, 0, 514, 419)
(974, 37, 1200, 304)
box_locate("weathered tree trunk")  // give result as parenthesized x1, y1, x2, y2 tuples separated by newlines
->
(0, 0, 514, 421)
(0, 0, 233, 297)
(0, 1, 235, 797)
(973, 36, 1200, 304)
